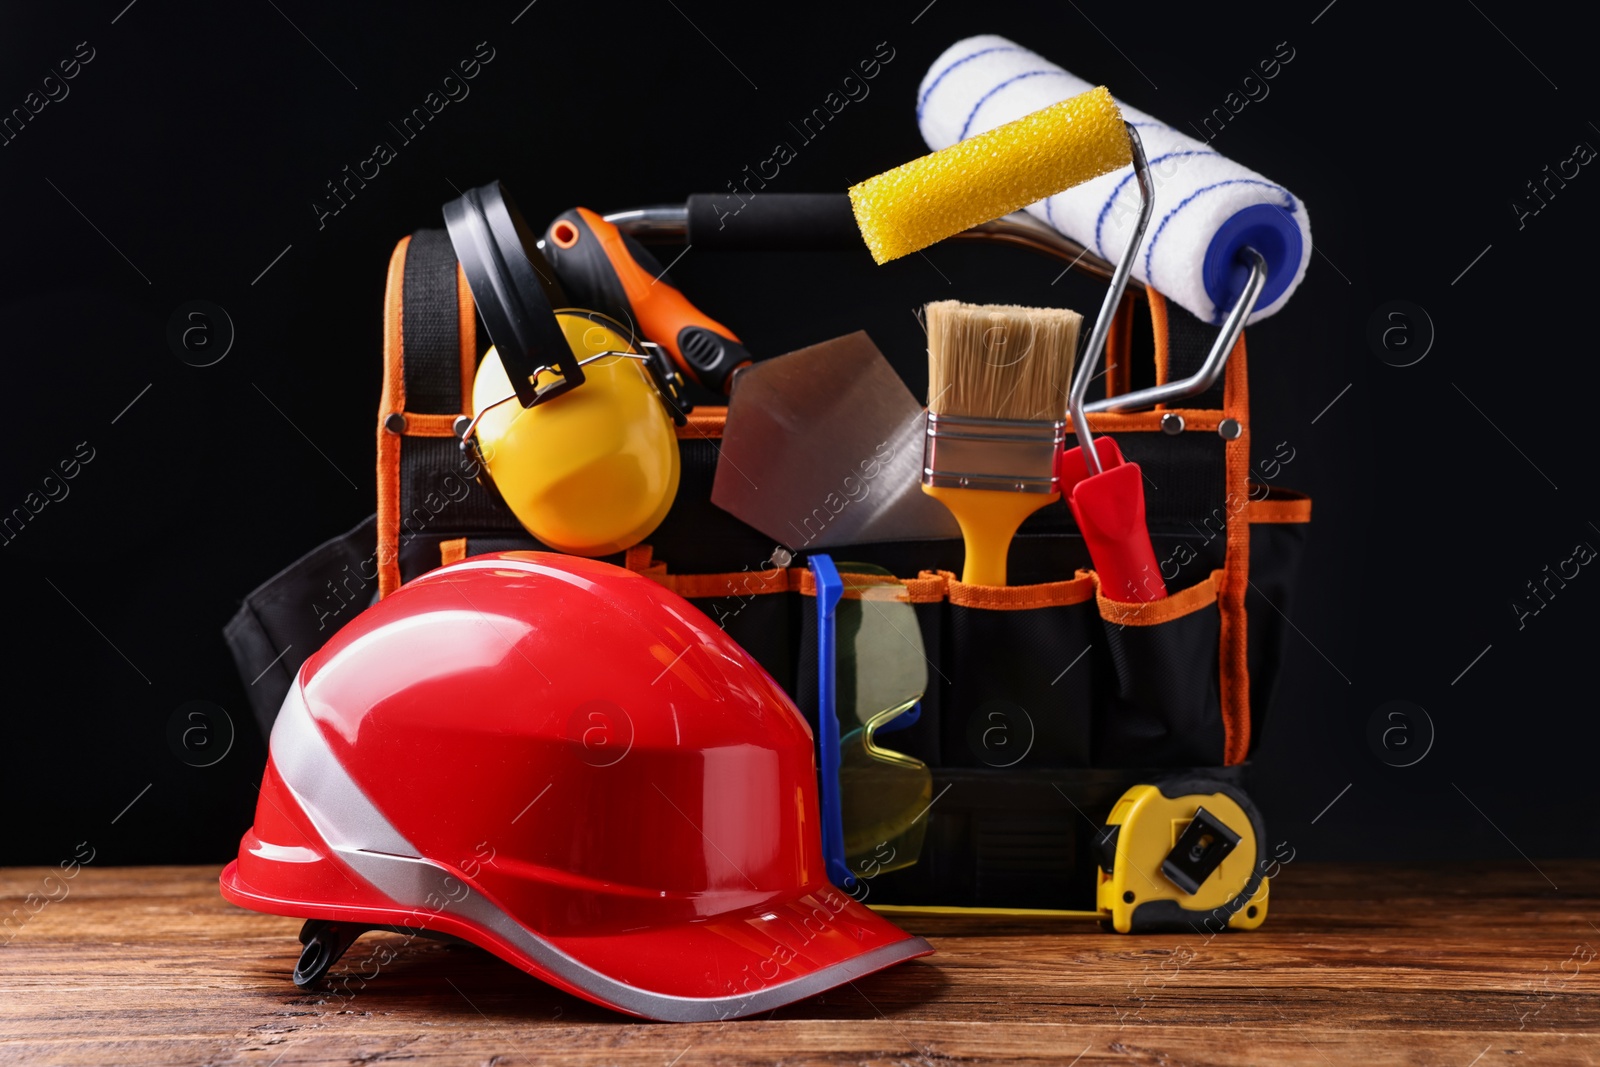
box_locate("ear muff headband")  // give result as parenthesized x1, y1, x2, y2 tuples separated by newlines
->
(443, 181, 582, 408)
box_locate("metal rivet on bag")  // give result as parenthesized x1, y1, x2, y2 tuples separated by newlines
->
(1218, 417, 1242, 440)
(452, 415, 473, 439)
(1161, 412, 1185, 435)
(384, 413, 407, 435)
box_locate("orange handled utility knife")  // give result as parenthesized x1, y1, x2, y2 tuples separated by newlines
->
(541, 207, 752, 392)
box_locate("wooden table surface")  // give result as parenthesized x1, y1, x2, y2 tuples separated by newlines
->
(3, 862, 1596, 1066)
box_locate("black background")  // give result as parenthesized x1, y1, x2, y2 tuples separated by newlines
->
(2, 0, 1596, 868)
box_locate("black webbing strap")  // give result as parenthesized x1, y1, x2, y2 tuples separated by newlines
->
(400, 230, 464, 414)
(397, 229, 522, 537)
(1117, 431, 1227, 532)
(1163, 301, 1228, 410)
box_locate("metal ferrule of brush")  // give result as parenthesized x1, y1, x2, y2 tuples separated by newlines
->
(922, 412, 1066, 493)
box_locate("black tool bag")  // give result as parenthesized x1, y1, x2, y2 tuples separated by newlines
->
(225, 227, 1311, 911)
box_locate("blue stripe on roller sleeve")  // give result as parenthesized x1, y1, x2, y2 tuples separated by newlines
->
(1142, 179, 1302, 323)
(1092, 150, 1221, 258)
(958, 70, 1077, 140)
(917, 45, 1021, 121)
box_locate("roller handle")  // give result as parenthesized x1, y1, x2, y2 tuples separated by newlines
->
(1059, 438, 1167, 603)
(686, 193, 859, 250)
(543, 207, 751, 393)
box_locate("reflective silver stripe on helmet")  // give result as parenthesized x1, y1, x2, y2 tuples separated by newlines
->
(268, 683, 419, 858)
(269, 682, 931, 1022)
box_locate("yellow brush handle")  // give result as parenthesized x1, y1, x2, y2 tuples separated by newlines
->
(849, 86, 1129, 264)
(923, 484, 1059, 586)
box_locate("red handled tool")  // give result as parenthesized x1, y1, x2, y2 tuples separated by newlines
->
(1057, 436, 1166, 602)
(541, 207, 751, 392)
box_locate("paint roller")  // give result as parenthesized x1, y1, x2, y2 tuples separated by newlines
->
(916, 34, 1311, 326)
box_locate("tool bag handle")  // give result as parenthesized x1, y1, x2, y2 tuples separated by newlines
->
(626, 193, 1136, 288)
(685, 193, 861, 249)
(674, 193, 1239, 410)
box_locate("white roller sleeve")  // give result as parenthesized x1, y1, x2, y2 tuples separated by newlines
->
(917, 35, 1311, 325)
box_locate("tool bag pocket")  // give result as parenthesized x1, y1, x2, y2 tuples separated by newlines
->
(936, 573, 1098, 770)
(783, 565, 1235, 771)
(1244, 487, 1313, 746)
(1091, 570, 1225, 766)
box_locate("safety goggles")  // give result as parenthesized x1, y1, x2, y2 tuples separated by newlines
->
(809, 556, 933, 890)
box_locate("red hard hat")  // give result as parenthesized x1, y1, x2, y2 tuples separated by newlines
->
(220, 552, 930, 1020)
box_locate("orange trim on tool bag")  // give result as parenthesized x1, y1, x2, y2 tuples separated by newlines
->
(897, 574, 949, 603)
(1087, 408, 1223, 435)
(1097, 568, 1219, 626)
(1248, 490, 1312, 524)
(795, 567, 1096, 608)
(623, 544, 669, 584)
(456, 264, 477, 405)
(940, 570, 1096, 610)
(795, 568, 944, 604)
(675, 406, 727, 440)
(843, 571, 943, 604)
(439, 538, 467, 566)
(627, 547, 792, 600)
(376, 236, 410, 599)
(1149, 289, 1171, 396)
(1219, 323, 1252, 764)
(395, 413, 462, 438)
(670, 568, 792, 600)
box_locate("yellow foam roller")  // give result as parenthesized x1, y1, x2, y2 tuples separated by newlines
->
(849, 86, 1130, 264)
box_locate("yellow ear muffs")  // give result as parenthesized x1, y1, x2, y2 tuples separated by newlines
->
(471, 311, 680, 556)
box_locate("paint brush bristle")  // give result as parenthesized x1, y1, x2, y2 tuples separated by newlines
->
(925, 301, 1082, 422)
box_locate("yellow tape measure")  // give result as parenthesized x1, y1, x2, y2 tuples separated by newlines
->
(868, 777, 1269, 933)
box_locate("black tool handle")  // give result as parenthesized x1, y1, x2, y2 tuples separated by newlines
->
(686, 193, 860, 250)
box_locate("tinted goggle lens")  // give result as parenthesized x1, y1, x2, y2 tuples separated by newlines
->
(833, 564, 932, 877)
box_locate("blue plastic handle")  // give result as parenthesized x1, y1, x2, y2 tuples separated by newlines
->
(807, 554, 854, 890)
